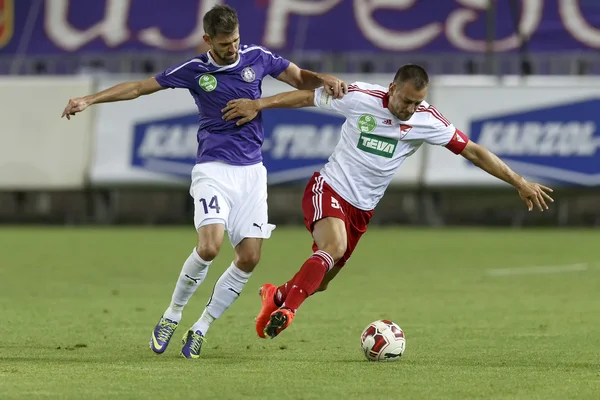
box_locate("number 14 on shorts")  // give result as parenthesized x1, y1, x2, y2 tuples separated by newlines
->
(199, 195, 221, 214)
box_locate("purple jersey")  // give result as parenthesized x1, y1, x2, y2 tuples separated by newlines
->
(155, 45, 290, 165)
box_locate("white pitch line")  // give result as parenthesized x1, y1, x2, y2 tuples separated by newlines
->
(487, 263, 590, 277)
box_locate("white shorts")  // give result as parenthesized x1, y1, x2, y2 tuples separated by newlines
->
(189, 161, 275, 247)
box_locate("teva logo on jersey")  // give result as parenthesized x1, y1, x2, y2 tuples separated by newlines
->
(131, 114, 197, 177)
(357, 133, 397, 158)
(199, 74, 217, 92)
(469, 99, 600, 186)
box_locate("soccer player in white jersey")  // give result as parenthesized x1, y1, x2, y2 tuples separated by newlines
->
(222, 64, 554, 339)
(61, 5, 347, 357)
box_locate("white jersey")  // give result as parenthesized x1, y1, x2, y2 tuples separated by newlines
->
(313, 82, 467, 210)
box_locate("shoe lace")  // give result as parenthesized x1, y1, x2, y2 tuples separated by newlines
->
(190, 333, 206, 354)
(157, 320, 177, 342)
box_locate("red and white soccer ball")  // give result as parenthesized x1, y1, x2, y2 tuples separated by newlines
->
(360, 320, 406, 362)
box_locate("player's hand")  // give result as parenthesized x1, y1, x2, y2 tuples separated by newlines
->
(320, 74, 347, 99)
(222, 99, 259, 126)
(516, 180, 554, 211)
(61, 97, 90, 120)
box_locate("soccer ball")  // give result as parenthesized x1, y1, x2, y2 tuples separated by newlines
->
(360, 320, 406, 362)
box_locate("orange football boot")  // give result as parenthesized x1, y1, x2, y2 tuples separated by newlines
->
(264, 308, 295, 339)
(255, 284, 279, 338)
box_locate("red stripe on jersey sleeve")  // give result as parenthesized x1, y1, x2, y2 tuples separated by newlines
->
(421, 110, 449, 127)
(417, 105, 451, 127)
(347, 87, 385, 98)
(429, 106, 451, 126)
(445, 129, 469, 154)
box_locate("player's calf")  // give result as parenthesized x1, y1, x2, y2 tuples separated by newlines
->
(314, 266, 342, 293)
(315, 284, 328, 293)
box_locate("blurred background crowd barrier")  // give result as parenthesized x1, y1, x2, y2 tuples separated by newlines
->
(1, 0, 599, 226)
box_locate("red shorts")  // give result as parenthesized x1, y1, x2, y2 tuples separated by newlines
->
(302, 172, 374, 267)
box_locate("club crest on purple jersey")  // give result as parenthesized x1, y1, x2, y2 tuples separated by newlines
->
(241, 66, 256, 83)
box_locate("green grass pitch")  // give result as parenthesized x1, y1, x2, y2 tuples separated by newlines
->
(1, 227, 599, 399)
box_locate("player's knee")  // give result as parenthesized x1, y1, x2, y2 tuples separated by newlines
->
(196, 242, 221, 261)
(235, 250, 261, 272)
(322, 241, 346, 262)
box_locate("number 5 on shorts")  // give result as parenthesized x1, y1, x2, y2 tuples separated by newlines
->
(331, 197, 340, 209)
(199, 195, 221, 214)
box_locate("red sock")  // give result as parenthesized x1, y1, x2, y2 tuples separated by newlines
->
(274, 282, 289, 307)
(282, 250, 334, 312)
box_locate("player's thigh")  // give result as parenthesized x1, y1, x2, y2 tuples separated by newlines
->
(191, 180, 230, 259)
(302, 173, 348, 261)
(227, 165, 275, 249)
(336, 207, 374, 267)
(192, 182, 230, 228)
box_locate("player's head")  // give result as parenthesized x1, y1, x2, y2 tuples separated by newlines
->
(203, 5, 240, 65)
(388, 64, 429, 121)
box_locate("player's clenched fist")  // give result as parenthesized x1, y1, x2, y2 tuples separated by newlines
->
(61, 97, 90, 120)
(320, 74, 348, 99)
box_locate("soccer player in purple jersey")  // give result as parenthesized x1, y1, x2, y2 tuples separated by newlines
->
(61, 5, 348, 359)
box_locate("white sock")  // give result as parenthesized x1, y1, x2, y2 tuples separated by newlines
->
(163, 248, 211, 322)
(191, 263, 251, 335)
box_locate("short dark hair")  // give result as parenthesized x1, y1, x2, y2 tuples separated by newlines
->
(203, 5, 239, 38)
(393, 64, 429, 90)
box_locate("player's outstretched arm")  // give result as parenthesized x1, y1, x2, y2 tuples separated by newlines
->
(275, 63, 347, 99)
(222, 90, 315, 126)
(61, 77, 164, 120)
(460, 140, 554, 212)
